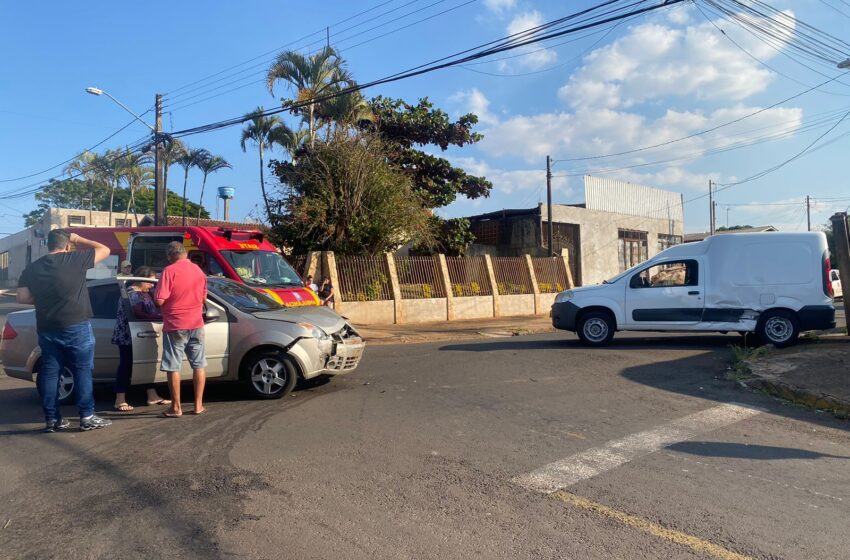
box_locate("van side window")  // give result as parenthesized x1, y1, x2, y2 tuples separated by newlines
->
(130, 235, 185, 272)
(631, 260, 698, 289)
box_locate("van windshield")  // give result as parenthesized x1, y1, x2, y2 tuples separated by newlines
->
(220, 250, 303, 288)
(604, 261, 649, 284)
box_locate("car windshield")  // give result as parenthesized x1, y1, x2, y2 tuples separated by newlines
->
(220, 250, 303, 288)
(207, 278, 283, 312)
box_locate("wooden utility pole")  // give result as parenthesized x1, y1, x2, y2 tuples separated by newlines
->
(546, 155, 553, 257)
(708, 180, 715, 236)
(830, 212, 850, 331)
(806, 195, 811, 231)
(154, 94, 167, 226)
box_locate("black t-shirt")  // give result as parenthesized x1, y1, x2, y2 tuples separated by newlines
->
(19, 250, 96, 332)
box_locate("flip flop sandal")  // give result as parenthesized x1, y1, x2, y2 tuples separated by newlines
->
(147, 399, 172, 406)
(158, 411, 182, 418)
(114, 403, 134, 412)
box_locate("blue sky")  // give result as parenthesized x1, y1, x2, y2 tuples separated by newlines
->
(2, 0, 849, 236)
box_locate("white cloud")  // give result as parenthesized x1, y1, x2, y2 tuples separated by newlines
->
(558, 15, 794, 110)
(449, 88, 498, 125)
(450, 156, 572, 197)
(505, 11, 558, 69)
(483, 0, 516, 13)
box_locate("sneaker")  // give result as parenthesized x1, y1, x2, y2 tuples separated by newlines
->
(43, 418, 71, 433)
(80, 415, 112, 431)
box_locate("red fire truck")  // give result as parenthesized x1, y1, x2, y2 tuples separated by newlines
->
(73, 225, 318, 307)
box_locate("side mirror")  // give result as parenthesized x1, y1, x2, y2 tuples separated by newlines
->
(629, 275, 644, 289)
(203, 305, 221, 323)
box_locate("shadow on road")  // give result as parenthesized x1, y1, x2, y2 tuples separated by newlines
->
(438, 333, 740, 353)
(668, 441, 850, 461)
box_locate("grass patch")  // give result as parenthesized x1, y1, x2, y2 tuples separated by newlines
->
(726, 343, 769, 381)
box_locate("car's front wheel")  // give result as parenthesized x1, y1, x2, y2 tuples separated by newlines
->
(576, 311, 615, 346)
(243, 350, 298, 399)
(35, 366, 75, 406)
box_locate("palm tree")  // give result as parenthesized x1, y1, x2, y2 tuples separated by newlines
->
(64, 151, 99, 221)
(91, 150, 123, 225)
(266, 46, 353, 147)
(195, 153, 231, 223)
(241, 107, 295, 220)
(314, 90, 375, 138)
(160, 137, 187, 195)
(118, 150, 153, 225)
(176, 148, 209, 225)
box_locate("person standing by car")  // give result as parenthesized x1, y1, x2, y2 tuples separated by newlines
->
(111, 266, 171, 412)
(154, 242, 208, 417)
(16, 229, 113, 432)
(318, 276, 335, 308)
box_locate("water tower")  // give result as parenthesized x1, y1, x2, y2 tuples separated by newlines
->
(218, 186, 235, 222)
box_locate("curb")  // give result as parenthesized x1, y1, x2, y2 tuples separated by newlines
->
(742, 377, 850, 420)
(362, 325, 556, 346)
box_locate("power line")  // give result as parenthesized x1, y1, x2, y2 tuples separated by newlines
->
(167, 0, 685, 139)
(0, 109, 152, 183)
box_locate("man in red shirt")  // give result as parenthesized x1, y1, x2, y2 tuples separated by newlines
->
(154, 241, 208, 417)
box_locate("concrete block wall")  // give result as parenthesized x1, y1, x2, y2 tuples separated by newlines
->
(319, 251, 573, 326)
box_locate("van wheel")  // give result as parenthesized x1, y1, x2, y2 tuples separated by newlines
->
(243, 350, 297, 399)
(757, 310, 799, 348)
(35, 366, 75, 406)
(577, 311, 615, 346)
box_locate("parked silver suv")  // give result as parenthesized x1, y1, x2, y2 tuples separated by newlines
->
(0, 277, 365, 403)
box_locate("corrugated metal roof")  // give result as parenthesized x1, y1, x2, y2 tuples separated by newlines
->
(584, 176, 684, 222)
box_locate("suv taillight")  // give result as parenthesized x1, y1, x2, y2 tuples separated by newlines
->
(825, 255, 834, 298)
(1, 322, 16, 341)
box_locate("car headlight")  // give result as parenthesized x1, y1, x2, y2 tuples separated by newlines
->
(298, 322, 330, 340)
(554, 291, 574, 304)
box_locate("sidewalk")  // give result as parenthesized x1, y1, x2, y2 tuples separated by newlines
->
(745, 336, 850, 419)
(355, 315, 555, 345)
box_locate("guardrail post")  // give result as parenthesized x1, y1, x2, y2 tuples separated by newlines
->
(484, 254, 501, 317)
(560, 248, 575, 289)
(385, 253, 403, 324)
(526, 254, 543, 315)
(436, 254, 454, 321)
(323, 251, 341, 313)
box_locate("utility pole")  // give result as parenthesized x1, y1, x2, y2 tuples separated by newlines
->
(708, 180, 712, 235)
(726, 205, 730, 228)
(154, 94, 167, 226)
(546, 155, 553, 257)
(829, 212, 850, 332)
(806, 195, 811, 231)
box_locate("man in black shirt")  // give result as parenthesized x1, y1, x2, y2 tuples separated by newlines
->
(17, 229, 112, 432)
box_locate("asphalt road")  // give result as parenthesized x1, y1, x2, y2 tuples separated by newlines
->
(1, 322, 848, 559)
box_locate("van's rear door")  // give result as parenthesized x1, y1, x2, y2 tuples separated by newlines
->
(624, 259, 704, 329)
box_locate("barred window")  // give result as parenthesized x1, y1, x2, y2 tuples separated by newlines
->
(658, 233, 683, 252)
(618, 229, 648, 272)
(67, 215, 86, 226)
(115, 218, 132, 227)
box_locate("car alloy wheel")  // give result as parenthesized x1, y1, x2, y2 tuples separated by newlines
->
(244, 350, 297, 400)
(36, 367, 75, 406)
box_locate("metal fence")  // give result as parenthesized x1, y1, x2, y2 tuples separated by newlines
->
(445, 256, 493, 297)
(395, 256, 446, 299)
(337, 256, 393, 301)
(286, 254, 307, 276)
(491, 257, 533, 295)
(532, 257, 569, 293)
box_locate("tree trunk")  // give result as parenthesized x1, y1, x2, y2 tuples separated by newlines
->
(181, 168, 190, 226)
(198, 173, 208, 224)
(259, 142, 272, 223)
(309, 103, 315, 148)
(108, 183, 115, 226)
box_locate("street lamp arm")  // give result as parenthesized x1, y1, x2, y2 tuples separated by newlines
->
(87, 87, 155, 132)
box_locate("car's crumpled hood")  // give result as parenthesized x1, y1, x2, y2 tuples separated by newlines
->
(252, 306, 347, 334)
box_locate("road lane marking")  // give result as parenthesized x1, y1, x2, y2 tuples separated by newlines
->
(553, 490, 754, 560)
(513, 403, 762, 493)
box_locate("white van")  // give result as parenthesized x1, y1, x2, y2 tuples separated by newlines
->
(552, 232, 835, 347)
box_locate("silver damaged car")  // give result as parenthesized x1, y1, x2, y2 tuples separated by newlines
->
(0, 277, 365, 403)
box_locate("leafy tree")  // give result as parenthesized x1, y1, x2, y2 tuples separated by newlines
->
(266, 46, 354, 147)
(196, 153, 231, 222)
(24, 178, 209, 226)
(160, 137, 187, 195)
(412, 217, 477, 256)
(717, 225, 755, 231)
(364, 96, 491, 209)
(241, 107, 297, 220)
(270, 134, 432, 255)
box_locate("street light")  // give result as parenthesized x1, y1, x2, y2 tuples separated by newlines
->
(838, 58, 850, 69)
(85, 86, 154, 132)
(86, 86, 166, 225)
